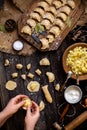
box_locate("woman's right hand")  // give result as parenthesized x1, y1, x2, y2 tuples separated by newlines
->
(24, 101, 40, 130)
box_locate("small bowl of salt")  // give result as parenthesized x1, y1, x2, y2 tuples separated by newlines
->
(64, 85, 82, 104)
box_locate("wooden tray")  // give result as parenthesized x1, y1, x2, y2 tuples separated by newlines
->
(18, 0, 84, 51)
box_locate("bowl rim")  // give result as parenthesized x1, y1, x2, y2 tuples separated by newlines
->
(64, 85, 83, 104)
(62, 42, 87, 80)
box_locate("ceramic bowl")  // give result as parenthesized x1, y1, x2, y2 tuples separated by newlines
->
(62, 42, 87, 80)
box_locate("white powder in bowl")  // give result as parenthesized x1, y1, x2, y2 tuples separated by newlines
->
(64, 85, 82, 104)
(13, 40, 24, 51)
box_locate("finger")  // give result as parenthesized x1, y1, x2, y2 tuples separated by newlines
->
(17, 100, 26, 108)
(13, 94, 28, 101)
(26, 106, 31, 115)
(32, 101, 39, 112)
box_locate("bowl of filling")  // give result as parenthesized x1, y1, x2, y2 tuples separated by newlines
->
(62, 42, 87, 80)
(64, 85, 82, 104)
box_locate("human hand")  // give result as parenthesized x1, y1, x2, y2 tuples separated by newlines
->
(2, 94, 28, 118)
(24, 101, 40, 130)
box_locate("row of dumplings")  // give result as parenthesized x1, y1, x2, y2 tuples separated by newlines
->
(21, 0, 75, 49)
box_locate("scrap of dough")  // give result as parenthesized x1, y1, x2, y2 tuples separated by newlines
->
(42, 85, 52, 103)
(27, 81, 40, 92)
(35, 69, 42, 75)
(21, 74, 26, 80)
(27, 64, 31, 70)
(27, 73, 34, 79)
(39, 101, 45, 111)
(46, 72, 55, 82)
(39, 58, 50, 66)
(16, 64, 23, 69)
(55, 83, 60, 91)
(4, 59, 10, 66)
(11, 72, 18, 78)
(22, 97, 32, 110)
(5, 80, 17, 90)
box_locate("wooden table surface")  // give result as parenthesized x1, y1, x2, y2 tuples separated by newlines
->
(0, 32, 87, 130)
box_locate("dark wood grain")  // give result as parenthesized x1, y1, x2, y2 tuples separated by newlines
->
(0, 35, 87, 130)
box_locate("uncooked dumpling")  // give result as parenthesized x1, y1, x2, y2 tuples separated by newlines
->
(52, 0, 63, 9)
(49, 26, 60, 38)
(37, 1, 49, 11)
(34, 7, 45, 17)
(54, 19, 65, 30)
(39, 58, 50, 66)
(27, 19, 36, 28)
(67, 0, 75, 9)
(30, 12, 41, 22)
(21, 25, 32, 35)
(61, 6, 71, 15)
(44, 0, 52, 5)
(40, 38, 49, 50)
(47, 34, 55, 43)
(57, 12, 67, 22)
(43, 13, 54, 23)
(41, 19, 51, 30)
(46, 72, 55, 82)
(47, 6, 57, 15)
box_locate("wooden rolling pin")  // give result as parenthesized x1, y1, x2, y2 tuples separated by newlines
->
(64, 111, 87, 130)
(53, 111, 87, 130)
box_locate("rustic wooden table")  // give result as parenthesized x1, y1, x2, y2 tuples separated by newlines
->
(0, 33, 87, 130)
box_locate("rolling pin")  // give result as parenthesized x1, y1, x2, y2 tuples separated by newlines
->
(64, 111, 87, 130)
(53, 111, 87, 130)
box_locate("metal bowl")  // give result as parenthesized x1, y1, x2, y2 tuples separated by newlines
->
(64, 85, 82, 104)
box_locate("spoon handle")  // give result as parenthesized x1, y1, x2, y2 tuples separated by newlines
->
(60, 81, 67, 92)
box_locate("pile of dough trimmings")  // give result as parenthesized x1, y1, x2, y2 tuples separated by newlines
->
(22, 97, 32, 110)
(5, 80, 17, 90)
(27, 81, 40, 92)
(66, 46, 87, 74)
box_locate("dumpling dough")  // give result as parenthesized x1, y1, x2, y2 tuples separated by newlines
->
(37, 1, 49, 11)
(21, 25, 32, 35)
(41, 19, 51, 30)
(30, 12, 41, 22)
(54, 19, 65, 30)
(27, 19, 36, 28)
(34, 7, 45, 17)
(67, 0, 75, 9)
(49, 26, 60, 38)
(57, 12, 67, 22)
(47, 6, 57, 15)
(22, 98, 32, 110)
(43, 13, 54, 23)
(52, 0, 63, 9)
(61, 6, 71, 15)
(27, 81, 40, 92)
(39, 58, 50, 66)
(46, 72, 55, 82)
(40, 38, 49, 50)
(5, 80, 17, 90)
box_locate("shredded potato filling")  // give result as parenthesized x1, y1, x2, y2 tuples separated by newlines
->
(66, 46, 87, 74)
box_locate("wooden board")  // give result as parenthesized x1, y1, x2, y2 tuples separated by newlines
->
(0, 35, 87, 130)
(0, 0, 35, 56)
(18, 0, 84, 51)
